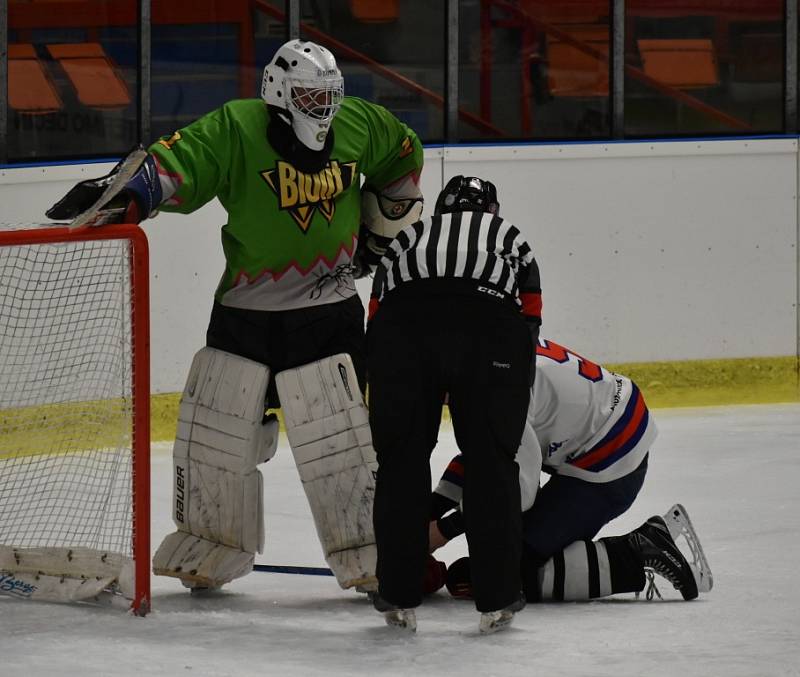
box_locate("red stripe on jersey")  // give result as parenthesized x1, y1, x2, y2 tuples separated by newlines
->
(368, 297, 379, 321)
(570, 391, 646, 470)
(446, 457, 465, 477)
(520, 292, 542, 318)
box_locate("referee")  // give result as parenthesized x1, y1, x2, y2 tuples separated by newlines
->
(366, 175, 542, 633)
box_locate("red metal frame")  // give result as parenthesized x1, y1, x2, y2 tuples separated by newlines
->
(127, 225, 151, 617)
(0, 223, 151, 616)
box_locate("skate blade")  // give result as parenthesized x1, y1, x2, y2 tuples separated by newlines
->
(664, 503, 714, 593)
(687, 562, 712, 594)
(479, 610, 515, 635)
(384, 609, 417, 632)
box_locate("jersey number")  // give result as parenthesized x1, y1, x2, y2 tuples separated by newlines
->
(536, 340, 602, 382)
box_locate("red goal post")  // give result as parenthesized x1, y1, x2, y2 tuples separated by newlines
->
(0, 222, 150, 615)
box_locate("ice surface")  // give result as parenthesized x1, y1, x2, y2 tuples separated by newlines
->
(2, 404, 798, 677)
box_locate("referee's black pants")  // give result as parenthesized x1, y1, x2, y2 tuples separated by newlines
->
(368, 289, 534, 612)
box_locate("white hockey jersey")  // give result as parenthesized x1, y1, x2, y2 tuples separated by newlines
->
(434, 338, 657, 515)
(524, 338, 657, 484)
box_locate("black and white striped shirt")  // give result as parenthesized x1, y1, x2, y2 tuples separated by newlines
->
(369, 211, 542, 324)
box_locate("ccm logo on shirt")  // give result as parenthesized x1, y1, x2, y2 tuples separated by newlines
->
(477, 286, 505, 299)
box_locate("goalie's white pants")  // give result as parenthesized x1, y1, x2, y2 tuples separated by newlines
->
(152, 347, 278, 589)
(276, 354, 378, 591)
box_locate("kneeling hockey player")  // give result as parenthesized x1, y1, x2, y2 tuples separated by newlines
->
(429, 337, 713, 604)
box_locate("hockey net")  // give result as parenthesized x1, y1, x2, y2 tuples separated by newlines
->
(0, 222, 150, 614)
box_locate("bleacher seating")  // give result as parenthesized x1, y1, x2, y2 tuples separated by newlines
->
(8, 43, 62, 114)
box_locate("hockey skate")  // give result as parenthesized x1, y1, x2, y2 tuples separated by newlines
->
(372, 593, 417, 632)
(629, 504, 712, 601)
(478, 596, 525, 635)
(663, 503, 713, 593)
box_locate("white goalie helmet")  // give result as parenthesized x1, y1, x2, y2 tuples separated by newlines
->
(360, 186, 424, 259)
(261, 40, 344, 151)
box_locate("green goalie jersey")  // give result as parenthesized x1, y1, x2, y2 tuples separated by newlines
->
(148, 97, 424, 311)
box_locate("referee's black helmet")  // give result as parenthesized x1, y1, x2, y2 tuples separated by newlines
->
(434, 175, 500, 216)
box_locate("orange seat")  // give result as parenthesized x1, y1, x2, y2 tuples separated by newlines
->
(8, 43, 62, 114)
(546, 25, 609, 97)
(46, 42, 132, 109)
(349, 0, 398, 23)
(637, 39, 719, 88)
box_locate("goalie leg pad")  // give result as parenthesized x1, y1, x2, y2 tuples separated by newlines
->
(175, 346, 278, 474)
(152, 532, 254, 590)
(176, 460, 264, 553)
(153, 347, 277, 588)
(276, 353, 378, 591)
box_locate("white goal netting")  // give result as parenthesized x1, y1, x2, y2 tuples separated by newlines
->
(0, 223, 143, 598)
(0, 225, 134, 554)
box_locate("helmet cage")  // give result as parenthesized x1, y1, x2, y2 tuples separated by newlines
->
(287, 76, 344, 123)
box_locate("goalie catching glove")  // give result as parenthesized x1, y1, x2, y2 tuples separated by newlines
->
(45, 145, 163, 227)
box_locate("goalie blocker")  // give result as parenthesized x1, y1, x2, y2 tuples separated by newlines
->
(153, 349, 378, 592)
